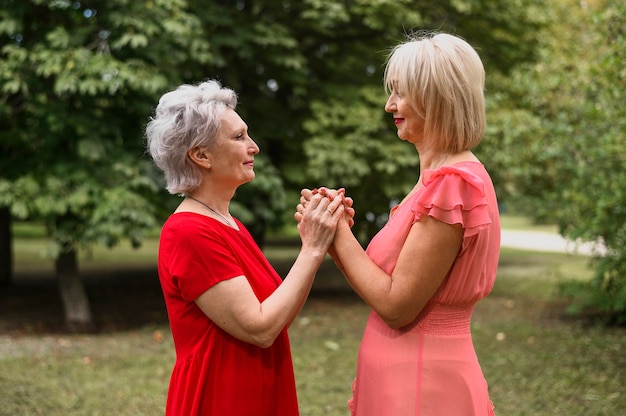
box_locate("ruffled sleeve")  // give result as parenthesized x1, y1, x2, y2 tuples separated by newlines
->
(411, 165, 492, 238)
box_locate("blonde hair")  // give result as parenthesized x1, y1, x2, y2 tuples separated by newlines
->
(384, 32, 485, 152)
(145, 80, 237, 195)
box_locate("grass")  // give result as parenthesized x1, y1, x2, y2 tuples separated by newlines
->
(1, 219, 625, 415)
(472, 249, 625, 415)
(0, 328, 171, 415)
(499, 214, 559, 233)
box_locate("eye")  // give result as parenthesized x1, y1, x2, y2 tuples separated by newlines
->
(390, 80, 402, 97)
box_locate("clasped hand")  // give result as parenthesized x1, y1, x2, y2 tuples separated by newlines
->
(294, 187, 355, 227)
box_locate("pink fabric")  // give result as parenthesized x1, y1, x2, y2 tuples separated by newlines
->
(349, 162, 500, 416)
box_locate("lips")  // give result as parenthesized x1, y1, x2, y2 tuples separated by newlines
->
(393, 117, 404, 125)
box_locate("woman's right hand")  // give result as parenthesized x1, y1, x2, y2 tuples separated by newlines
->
(296, 187, 354, 272)
(296, 191, 344, 254)
(295, 187, 355, 228)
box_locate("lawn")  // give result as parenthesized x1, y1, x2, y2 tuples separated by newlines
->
(1, 221, 625, 415)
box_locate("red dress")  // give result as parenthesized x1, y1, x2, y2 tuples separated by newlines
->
(158, 212, 299, 416)
(348, 162, 500, 416)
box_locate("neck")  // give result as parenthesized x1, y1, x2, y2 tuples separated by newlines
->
(186, 195, 235, 228)
(419, 152, 449, 171)
(189, 185, 234, 214)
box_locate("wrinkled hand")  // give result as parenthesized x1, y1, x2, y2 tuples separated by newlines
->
(295, 191, 345, 253)
(294, 187, 355, 228)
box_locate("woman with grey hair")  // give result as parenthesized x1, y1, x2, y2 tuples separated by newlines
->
(146, 79, 346, 415)
(299, 32, 499, 415)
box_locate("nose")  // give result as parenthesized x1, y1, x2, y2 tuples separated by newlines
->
(248, 136, 260, 154)
(384, 94, 396, 113)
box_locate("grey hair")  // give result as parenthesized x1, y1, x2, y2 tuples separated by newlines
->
(384, 32, 486, 153)
(145, 79, 238, 195)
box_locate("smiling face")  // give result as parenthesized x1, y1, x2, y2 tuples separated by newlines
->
(384, 84, 424, 146)
(383, 34, 487, 154)
(206, 108, 260, 188)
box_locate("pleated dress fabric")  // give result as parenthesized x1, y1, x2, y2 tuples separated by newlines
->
(348, 162, 500, 416)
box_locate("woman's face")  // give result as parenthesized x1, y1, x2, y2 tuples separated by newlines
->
(207, 108, 260, 187)
(384, 85, 423, 145)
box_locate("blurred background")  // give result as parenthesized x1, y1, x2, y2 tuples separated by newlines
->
(0, 1, 624, 414)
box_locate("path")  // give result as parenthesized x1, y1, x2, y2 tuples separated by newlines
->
(500, 229, 604, 256)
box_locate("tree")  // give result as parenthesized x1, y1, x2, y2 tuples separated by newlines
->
(481, 0, 595, 221)
(556, 1, 626, 323)
(0, 0, 212, 331)
(1, 0, 553, 331)
(295, 0, 547, 240)
(0, 207, 11, 286)
(485, 0, 626, 323)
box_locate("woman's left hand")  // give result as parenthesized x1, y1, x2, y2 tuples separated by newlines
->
(294, 187, 355, 227)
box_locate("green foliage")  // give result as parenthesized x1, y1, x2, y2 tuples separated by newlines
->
(0, 0, 210, 259)
(495, 0, 626, 323)
(305, 88, 394, 186)
(475, 0, 589, 220)
(304, 85, 419, 239)
(292, 0, 548, 240)
(557, 0, 626, 323)
(0, 0, 557, 254)
(233, 154, 287, 246)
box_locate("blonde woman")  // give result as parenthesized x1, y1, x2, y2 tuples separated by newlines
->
(300, 32, 499, 415)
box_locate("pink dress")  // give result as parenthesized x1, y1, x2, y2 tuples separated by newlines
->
(348, 162, 500, 416)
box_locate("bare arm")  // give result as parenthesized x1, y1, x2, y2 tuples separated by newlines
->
(331, 215, 462, 328)
(297, 187, 462, 328)
(195, 193, 344, 348)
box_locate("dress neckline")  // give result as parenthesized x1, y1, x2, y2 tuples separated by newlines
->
(394, 161, 484, 216)
(171, 210, 241, 231)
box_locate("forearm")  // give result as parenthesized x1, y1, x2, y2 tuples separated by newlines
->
(256, 248, 326, 342)
(332, 223, 392, 303)
(332, 223, 419, 327)
(195, 250, 325, 349)
(327, 245, 346, 274)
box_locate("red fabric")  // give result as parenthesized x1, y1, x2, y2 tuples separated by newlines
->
(158, 212, 299, 416)
(349, 162, 500, 416)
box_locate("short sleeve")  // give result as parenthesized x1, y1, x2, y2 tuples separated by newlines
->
(410, 166, 492, 237)
(164, 217, 244, 302)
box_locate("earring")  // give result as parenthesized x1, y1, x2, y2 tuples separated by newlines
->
(207, 164, 211, 169)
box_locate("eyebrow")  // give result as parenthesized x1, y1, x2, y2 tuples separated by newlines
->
(231, 124, 247, 137)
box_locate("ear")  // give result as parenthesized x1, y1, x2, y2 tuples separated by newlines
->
(187, 146, 213, 169)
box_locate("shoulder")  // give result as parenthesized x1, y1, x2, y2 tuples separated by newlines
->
(161, 212, 228, 246)
(412, 162, 495, 236)
(420, 162, 488, 202)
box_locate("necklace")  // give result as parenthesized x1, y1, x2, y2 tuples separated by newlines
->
(187, 196, 236, 229)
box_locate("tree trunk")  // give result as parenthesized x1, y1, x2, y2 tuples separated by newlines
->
(0, 207, 12, 287)
(56, 246, 96, 332)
